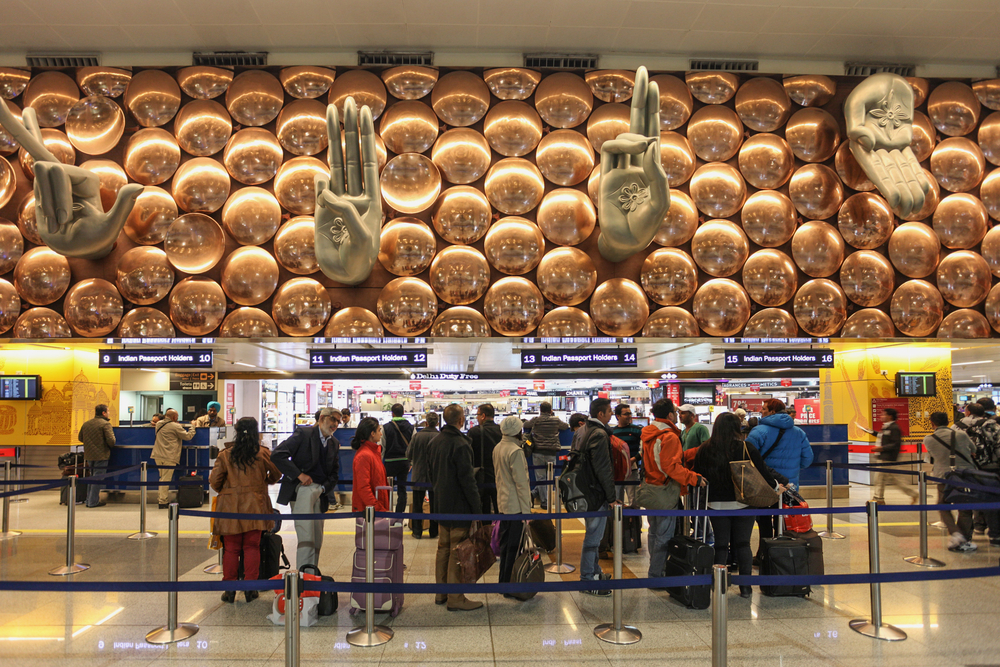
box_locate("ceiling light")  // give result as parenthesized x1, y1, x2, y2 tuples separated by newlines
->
(138, 368, 159, 372)
(953, 360, 994, 367)
(971, 374, 987, 378)
(766, 368, 791, 372)
(233, 362, 256, 368)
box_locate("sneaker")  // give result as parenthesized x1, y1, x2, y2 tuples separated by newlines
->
(948, 532, 965, 549)
(583, 588, 612, 597)
(86, 501, 107, 508)
(949, 540, 978, 553)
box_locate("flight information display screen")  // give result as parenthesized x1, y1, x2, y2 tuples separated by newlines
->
(896, 372, 936, 397)
(0, 376, 40, 400)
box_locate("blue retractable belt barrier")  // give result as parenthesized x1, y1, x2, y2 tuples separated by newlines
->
(178, 509, 363, 521)
(0, 481, 66, 499)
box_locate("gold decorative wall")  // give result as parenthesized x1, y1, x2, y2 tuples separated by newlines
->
(1, 65, 1000, 339)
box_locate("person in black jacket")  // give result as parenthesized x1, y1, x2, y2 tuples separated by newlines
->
(272, 408, 341, 570)
(872, 407, 918, 504)
(571, 397, 617, 596)
(428, 404, 482, 611)
(381, 404, 413, 514)
(467, 403, 502, 514)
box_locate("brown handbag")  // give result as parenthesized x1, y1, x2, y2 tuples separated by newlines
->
(454, 520, 497, 584)
(730, 442, 780, 508)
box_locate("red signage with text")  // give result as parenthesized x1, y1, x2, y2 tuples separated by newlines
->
(780, 378, 793, 387)
(730, 397, 769, 414)
(666, 384, 681, 405)
(409, 380, 421, 390)
(603, 383, 612, 391)
(375, 391, 383, 400)
(500, 390, 510, 397)
(533, 380, 545, 390)
(794, 398, 821, 424)
(872, 397, 910, 436)
(517, 387, 527, 396)
(321, 381, 334, 393)
(225, 383, 235, 425)
(432, 391, 443, 399)
(647, 379, 659, 389)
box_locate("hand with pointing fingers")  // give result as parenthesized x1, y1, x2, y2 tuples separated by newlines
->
(597, 66, 670, 263)
(313, 97, 382, 285)
(0, 101, 142, 260)
(844, 72, 930, 219)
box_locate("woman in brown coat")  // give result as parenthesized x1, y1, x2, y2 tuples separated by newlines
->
(210, 417, 281, 603)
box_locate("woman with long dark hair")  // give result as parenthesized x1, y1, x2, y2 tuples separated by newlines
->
(687, 412, 778, 598)
(210, 416, 281, 603)
(352, 417, 389, 512)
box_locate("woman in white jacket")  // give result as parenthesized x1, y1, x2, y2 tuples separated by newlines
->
(493, 415, 533, 587)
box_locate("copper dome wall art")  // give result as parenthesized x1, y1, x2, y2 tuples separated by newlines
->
(3, 66, 1000, 340)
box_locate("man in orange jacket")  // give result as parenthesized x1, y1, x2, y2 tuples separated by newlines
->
(640, 398, 705, 579)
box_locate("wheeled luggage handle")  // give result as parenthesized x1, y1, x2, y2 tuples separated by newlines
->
(693, 479, 709, 543)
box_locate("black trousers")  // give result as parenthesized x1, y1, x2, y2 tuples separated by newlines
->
(481, 482, 498, 515)
(383, 460, 409, 514)
(411, 488, 437, 537)
(755, 501, 779, 556)
(711, 514, 755, 576)
(498, 520, 524, 583)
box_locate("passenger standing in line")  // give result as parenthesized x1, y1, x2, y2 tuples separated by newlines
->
(428, 404, 482, 611)
(468, 404, 502, 514)
(678, 405, 709, 451)
(381, 404, 413, 515)
(351, 418, 389, 512)
(871, 407, 918, 504)
(151, 409, 196, 509)
(613, 403, 643, 503)
(272, 407, 341, 570)
(688, 412, 779, 598)
(210, 417, 281, 603)
(493, 415, 532, 588)
(924, 411, 978, 552)
(523, 402, 570, 509)
(569, 413, 588, 431)
(407, 411, 440, 539)
(79, 404, 115, 508)
(572, 397, 617, 597)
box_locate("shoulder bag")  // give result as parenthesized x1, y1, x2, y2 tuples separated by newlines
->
(730, 440, 780, 508)
(455, 520, 497, 583)
(510, 522, 544, 600)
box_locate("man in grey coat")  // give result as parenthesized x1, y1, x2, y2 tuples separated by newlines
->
(407, 411, 439, 539)
(925, 411, 978, 553)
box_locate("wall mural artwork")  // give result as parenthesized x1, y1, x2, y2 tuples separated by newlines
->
(3, 65, 1000, 339)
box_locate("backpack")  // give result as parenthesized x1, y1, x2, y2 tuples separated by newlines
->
(558, 447, 596, 512)
(961, 418, 1000, 470)
(609, 435, 630, 482)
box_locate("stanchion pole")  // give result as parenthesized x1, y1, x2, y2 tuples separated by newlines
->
(128, 461, 156, 541)
(545, 460, 574, 574)
(711, 564, 728, 667)
(1, 461, 21, 540)
(49, 475, 89, 575)
(849, 501, 906, 641)
(818, 460, 845, 539)
(10, 446, 26, 504)
(346, 506, 393, 647)
(594, 504, 641, 645)
(285, 569, 301, 667)
(204, 548, 224, 574)
(904, 471, 945, 568)
(146, 503, 199, 644)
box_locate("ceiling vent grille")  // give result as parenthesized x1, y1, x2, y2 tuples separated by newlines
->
(689, 59, 759, 72)
(193, 51, 267, 67)
(844, 62, 915, 77)
(358, 51, 434, 66)
(523, 53, 598, 70)
(26, 54, 99, 67)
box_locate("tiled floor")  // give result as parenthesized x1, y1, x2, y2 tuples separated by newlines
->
(1, 484, 998, 666)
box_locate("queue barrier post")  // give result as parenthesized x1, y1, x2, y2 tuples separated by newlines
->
(346, 505, 393, 647)
(285, 570, 301, 667)
(594, 503, 641, 645)
(10, 446, 26, 504)
(544, 461, 574, 574)
(204, 549, 224, 574)
(849, 500, 906, 641)
(0, 461, 21, 540)
(127, 461, 156, 541)
(49, 475, 89, 576)
(818, 460, 845, 540)
(711, 564, 728, 667)
(904, 470, 945, 568)
(146, 503, 199, 644)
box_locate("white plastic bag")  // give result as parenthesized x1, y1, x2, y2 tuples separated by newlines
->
(268, 595, 319, 627)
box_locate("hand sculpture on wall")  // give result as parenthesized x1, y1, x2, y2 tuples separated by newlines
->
(597, 66, 670, 263)
(844, 72, 930, 218)
(314, 97, 382, 285)
(0, 102, 142, 260)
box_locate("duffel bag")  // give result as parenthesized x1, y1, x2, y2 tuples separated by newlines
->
(942, 468, 1000, 503)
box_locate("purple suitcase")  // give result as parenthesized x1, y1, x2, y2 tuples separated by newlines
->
(350, 518, 404, 617)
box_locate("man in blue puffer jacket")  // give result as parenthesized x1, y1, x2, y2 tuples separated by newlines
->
(746, 399, 814, 561)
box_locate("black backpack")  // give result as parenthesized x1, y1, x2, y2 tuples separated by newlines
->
(558, 425, 604, 512)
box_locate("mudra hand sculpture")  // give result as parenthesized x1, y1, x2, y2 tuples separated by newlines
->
(0, 102, 142, 260)
(844, 72, 930, 219)
(314, 97, 382, 285)
(597, 66, 669, 263)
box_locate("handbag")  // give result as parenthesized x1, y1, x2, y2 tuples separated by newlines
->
(730, 441, 780, 508)
(299, 564, 338, 616)
(782, 490, 813, 533)
(510, 522, 544, 601)
(454, 520, 497, 584)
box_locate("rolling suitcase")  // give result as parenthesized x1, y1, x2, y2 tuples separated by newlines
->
(622, 515, 641, 553)
(760, 516, 811, 597)
(58, 452, 87, 505)
(798, 529, 825, 576)
(176, 449, 206, 508)
(664, 484, 713, 609)
(350, 517, 404, 617)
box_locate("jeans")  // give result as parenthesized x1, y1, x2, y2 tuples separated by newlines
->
(531, 453, 558, 508)
(85, 459, 108, 507)
(411, 487, 437, 537)
(646, 514, 677, 578)
(292, 483, 324, 570)
(580, 503, 608, 581)
(384, 460, 410, 514)
(154, 459, 177, 506)
(498, 519, 524, 583)
(435, 524, 471, 605)
(222, 530, 262, 582)
(711, 514, 755, 576)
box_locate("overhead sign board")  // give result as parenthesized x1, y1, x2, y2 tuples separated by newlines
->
(309, 349, 428, 369)
(169, 372, 216, 391)
(520, 348, 637, 369)
(723, 349, 834, 370)
(99, 350, 213, 369)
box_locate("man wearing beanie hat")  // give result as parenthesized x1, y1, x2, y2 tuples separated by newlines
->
(493, 415, 533, 588)
(195, 401, 226, 428)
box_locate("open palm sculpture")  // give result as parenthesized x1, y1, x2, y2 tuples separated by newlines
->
(314, 97, 382, 285)
(597, 66, 670, 263)
(844, 72, 930, 219)
(0, 101, 141, 260)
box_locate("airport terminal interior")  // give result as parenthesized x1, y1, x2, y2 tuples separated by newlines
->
(4, 0, 1000, 665)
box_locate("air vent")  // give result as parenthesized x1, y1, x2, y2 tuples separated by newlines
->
(193, 51, 267, 67)
(524, 53, 598, 70)
(844, 62, 915, 77)
(358, 51, 433, 66)
(26, 54, 99, 67)
(689, 59, 759, 72)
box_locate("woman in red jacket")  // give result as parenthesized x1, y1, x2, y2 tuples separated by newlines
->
(352, 418, 389, 512)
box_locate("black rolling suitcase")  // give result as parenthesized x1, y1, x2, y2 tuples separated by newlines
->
(664, 484, 713, 609)
(622, 515, 641, 553)
(58, 452, 87, 505)
(760, 516, 811, 597)
(176, 448, 206, 508)
(798, 529, 825, 576)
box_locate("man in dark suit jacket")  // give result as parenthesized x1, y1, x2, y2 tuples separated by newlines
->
(467, 403, 502, 514)
(428, 404, 482, 611)
(273, 408, 341, 569)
